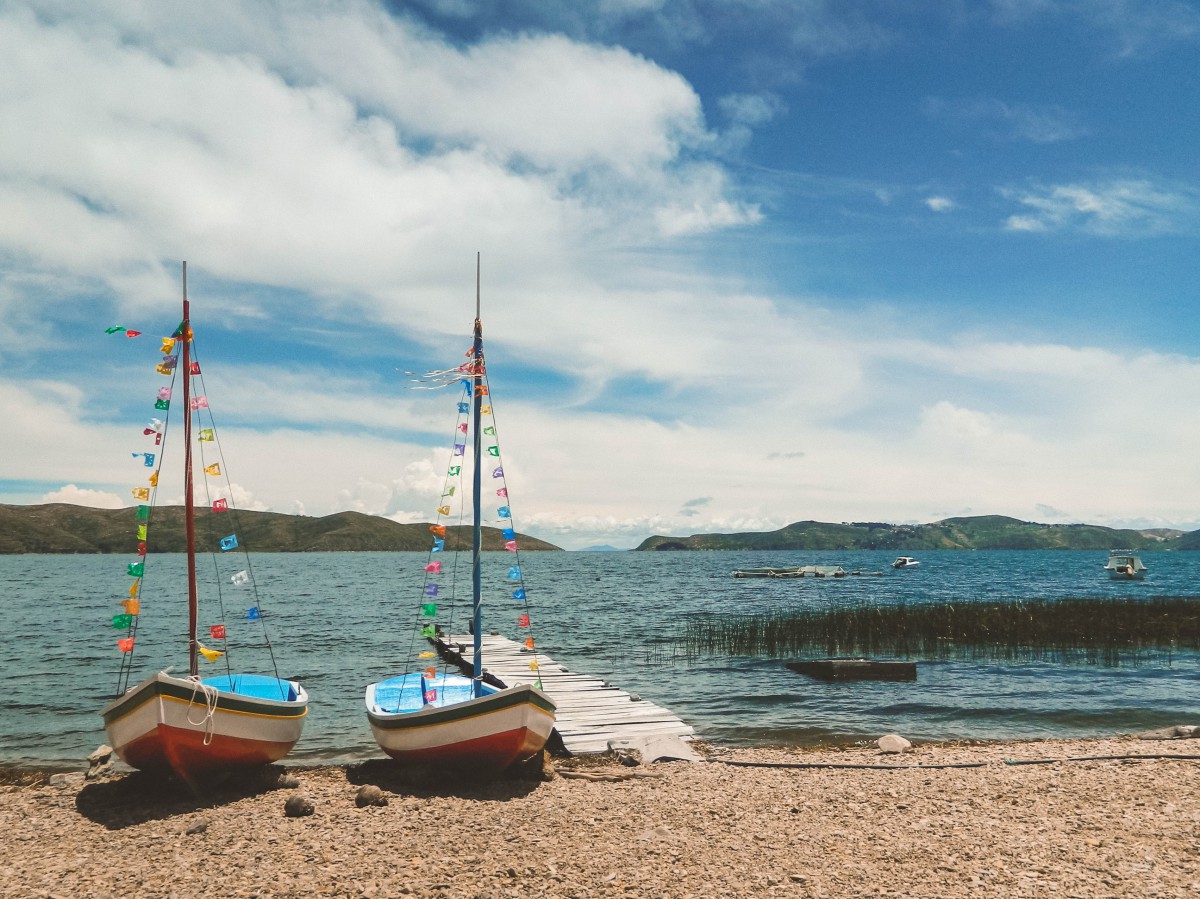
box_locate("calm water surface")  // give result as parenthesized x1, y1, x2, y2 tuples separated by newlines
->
(2, 550, 1197, 767)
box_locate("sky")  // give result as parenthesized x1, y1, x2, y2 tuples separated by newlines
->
(2, 0, 1199, 550)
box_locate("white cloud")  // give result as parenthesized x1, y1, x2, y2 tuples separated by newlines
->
(1001, 180, 1192, 235)
(41, 485, 124, 508)
(925, 196, 956, 212)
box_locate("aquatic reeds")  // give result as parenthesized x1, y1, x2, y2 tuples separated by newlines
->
(676, 596, 1200, 666)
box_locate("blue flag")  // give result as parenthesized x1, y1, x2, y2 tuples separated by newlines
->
(245, 607, 261, 621)
(513, 588, 526, 600)
(219, 534, 238, 552)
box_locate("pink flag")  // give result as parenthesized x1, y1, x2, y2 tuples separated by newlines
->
(424, 561, 442, 574)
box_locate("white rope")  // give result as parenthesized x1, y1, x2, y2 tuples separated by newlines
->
(185, 676, 220, 745)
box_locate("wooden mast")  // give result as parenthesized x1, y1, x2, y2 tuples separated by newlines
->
(181, 261, 198, 676)
(471, 252, 483, 695)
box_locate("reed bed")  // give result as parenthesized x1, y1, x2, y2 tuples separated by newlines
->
(675, 596, 1200, 666)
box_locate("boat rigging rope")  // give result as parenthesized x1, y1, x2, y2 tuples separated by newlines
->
(715, 752, 1200, 771)
(185, 676, 220, 745)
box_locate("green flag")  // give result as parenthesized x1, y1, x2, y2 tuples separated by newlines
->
(420, 624, 436, 638)
(135, 505, 150, 520)
(112, 614, 133, 629)
(421, 603, 437, 617)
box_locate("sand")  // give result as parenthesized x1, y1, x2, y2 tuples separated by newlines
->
(3, 736, 1199, 898)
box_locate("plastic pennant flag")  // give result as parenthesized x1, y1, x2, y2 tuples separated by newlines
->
(421, 603, 437, 617)
(424, 561, 442, 574)
(497, 506, 511, 519)
(160, 337, 177, 354)
(136, 541, 147, 557)
(125, 330, 141, 338)
(448, 466, 461, 477)
(219, 534, 238, 552)
(480, 405, 491, 415)
(505, 540, 518, 552)
(442, 486, 456, 497)
(189, 361, 200, 375)
(117, 637, 135, 653)
(496, 488, 508, 498)
(127, 562, 144, 578)
(105, 326, 126, 334)
(155, 363, 173, 376)
(492, 467, 504, 479)
(452, 443, 465, 456)
(190, 396, 208, 410)
(231, 570, 250, 586)
(524, 637, 535, 650)
(212, 498, 228, 512)
(474, 385, 488, 397)
(429, 525, 446, 536)
(529, 659, 539, 671)
(245, 607, 262, 621)
(198, 644, 224, 663)
(136, 524, 147, 540)
(418, 651, 436, 660)
(112, 614, 133, 629)
(424, 584, 439, 597)
(157, 387, 172, 401)
(507, 566, 521, 580)
(502, 528, 515, 540)
(161, 354, 178, 369)
(121, 598, 140, 615)
(198, 428, 215, 442)
(132, 452, 155, 467)
(128, 581, 139, 598)
(209, 624, 226, 640)
(154, 398, 170, 411)
(424, 666, 437, 679)
(436, 505, 451, 516)
(135, 505, 150, 520)
(431, 538, 445, 553)
(457, 402, 469, 414)
(486, 446, 500, 457)
(420, 624, 436, 638)
(148, 472, 158, 487)
(517, 614, 530, 627)
(483, 426, 495, 436)
(423, 688, 437, 703)
(131, 487, 150, 501)
(204, 463, 221, 476)
(512, 588, 526, 600)
(457, 423, 467, 434)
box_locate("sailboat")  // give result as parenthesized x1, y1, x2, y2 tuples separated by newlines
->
(364, 258, 556, 770)
(101, 262, 308, 788)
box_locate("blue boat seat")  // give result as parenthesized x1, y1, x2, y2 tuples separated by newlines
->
(202, 674, 299, 702)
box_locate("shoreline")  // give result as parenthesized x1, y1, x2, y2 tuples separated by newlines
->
(4, 734, 1199, 897)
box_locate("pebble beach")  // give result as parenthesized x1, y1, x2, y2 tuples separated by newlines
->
(4, 735, 1199, 898)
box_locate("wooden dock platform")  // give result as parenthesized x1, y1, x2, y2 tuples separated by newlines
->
(437, 633, 696, 755)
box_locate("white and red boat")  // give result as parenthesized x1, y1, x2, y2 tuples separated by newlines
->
(365, 256, 556, 770)
(101, 263, 307, 789)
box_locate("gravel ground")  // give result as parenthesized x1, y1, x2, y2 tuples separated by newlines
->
(2, 736, 1199, 898)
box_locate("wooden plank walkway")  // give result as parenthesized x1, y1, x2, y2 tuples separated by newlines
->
(440, 633, 696, 755)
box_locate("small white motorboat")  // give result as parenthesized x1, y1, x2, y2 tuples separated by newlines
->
(1103, 550, 1147, 580)
(891, 556, 920, 569)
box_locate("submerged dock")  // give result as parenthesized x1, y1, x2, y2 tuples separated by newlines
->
(437, 633, 696, 755)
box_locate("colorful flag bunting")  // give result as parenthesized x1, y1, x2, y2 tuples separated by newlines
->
(105, 326, 126, 334)
(423, 667, 437, 679)
(457, 423, 467, 434)
(424, 584, 439, 596)
(429, 525, 446, 536)
(204, 463, 221, 476)
(505, 541, 518, 552)
(517, 614, 530, 627)
(524, 637, 535, 649)
(127, 562, 144, 577)
(513, 588, 526, 600)
(481, 405, 491, 415)
(423, 688, 437, 703)
(136, 524, 147, 540)
(502, 528, 515, 540)
(529, 659, 539, 670)
(190, 396, 208, 410)
(189, 361, 200, 375)
(209, 624, 226, 640)
(121, 598, 140, 615)
(112, 614, 133, 629)
(219, 534, 238, 551)
(486, 446, 499, 457)
(198, 644, 224, 662)
(135, 505, 150, 520)
(483, 426, 495, 436)
(132, 487, 149, 500)
(448, 466, 461, 476)
(418, 651, 435, 659)
(161, 354, 178, 368)
(496, 488, 507, 498)
(155, 363, 173, 376)
(160, 338, 176, 353)
(128, 581, 139, 598)
(245, 607, 262, 620)
(431, 538, 445, 552)
(132, 452, 155, 467)
(117, 637, 135, 653)
(497, 506, 511, 518)
(492, 467, 503, 479)
(126, 330, 141, 338)
(475, 385, 488, 397)
(424, 561, 442, 574)
(453, 443, 465, 456)
(212, 498, 228, 512)
(154, 398, 170, 411)
(420, 624, 436, 638)
(156, 387, 172, 401)
(436, 505, 450, 516)
(457, 402, 469, 413)
(231, 570, 250, 586)
(507, 566, 521, 580)
(198, 428, 214, 442)
(136, 541, 147, 557)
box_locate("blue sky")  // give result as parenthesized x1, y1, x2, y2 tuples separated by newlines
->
(2, 0, 1199, 549)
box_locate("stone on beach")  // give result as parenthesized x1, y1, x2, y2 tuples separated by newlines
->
(283, 793, 315, 817)
(877, 733, 912, 753)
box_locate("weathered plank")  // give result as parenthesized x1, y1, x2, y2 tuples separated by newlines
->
(440, 632, 696, 755)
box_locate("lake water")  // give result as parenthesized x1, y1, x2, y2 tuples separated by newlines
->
(2, 549, 1197, 768)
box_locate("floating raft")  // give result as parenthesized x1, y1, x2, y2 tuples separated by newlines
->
(437, 633, 696, 755)
(786, 658, 918, 681)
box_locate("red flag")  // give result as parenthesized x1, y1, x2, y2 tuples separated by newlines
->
(429, 525, 446, 536)
(212, 498, 228, 512)
(117, 637, 135, 653)
(189, 361, 200, 374)
(209, 624, 226, 640)
(125, 330, 141, 338)
(517, 614, 530, 627)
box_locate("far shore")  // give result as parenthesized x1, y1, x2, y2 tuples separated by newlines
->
(4, 734, 1199, 897)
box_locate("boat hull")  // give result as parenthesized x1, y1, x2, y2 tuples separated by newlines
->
(101, 671, 308, 785)
(366, 678, 556, 770)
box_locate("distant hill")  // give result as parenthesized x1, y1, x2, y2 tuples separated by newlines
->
(0, 504, 561, 553)
(635, 515, 1191, 552)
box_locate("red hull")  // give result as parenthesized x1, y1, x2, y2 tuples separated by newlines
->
(379, 723, 543, 769)
(121, 723, 296, 775)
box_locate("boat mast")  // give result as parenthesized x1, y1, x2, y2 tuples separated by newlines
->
(181, 261, 198, 677)
(471, 252, 484, 695)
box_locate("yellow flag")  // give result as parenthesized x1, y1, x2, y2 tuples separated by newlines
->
(198, 644, 224, 662)
(160, 337, 176, 354)
(121, 598, 140, 615)
(418, 651, 435, 659)
(131, 487, 150, 500)
(148, 471, 159, 487)
(529, 659, 539, 671)
(128, 581, 139, 598)
(436, 505, 450, 516)
(204, 463, 221, 476)
(481, 405, 491, 415)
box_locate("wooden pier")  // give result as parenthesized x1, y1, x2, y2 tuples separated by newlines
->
(437, 633, 696, 756)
